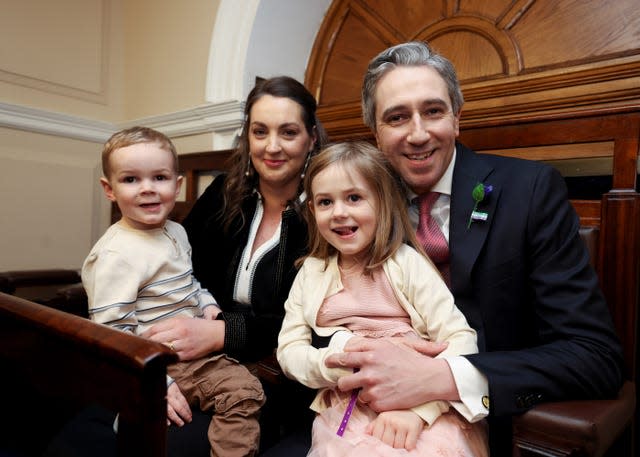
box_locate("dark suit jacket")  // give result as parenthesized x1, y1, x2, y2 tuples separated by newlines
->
(449, 142, 624, 454)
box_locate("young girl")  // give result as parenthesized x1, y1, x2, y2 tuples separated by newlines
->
(276, 141, 488, 456)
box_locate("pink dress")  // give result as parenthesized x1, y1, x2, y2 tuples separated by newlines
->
(308, 266, 488, 457)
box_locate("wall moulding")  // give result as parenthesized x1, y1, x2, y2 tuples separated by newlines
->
(0, 69, 108, 105)
(0, 0, 110, 104)
(0, 100, 244, 145)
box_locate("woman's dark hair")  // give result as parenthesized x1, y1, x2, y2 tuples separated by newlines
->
(220, 76, 328, 232)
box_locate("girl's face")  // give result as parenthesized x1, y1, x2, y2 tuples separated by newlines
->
(101, 142, 182, 230)
(309, 162, 378, 266)
(248, 95, 316, 196)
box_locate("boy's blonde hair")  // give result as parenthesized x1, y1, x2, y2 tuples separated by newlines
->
(102, 126, 179, 178)
(303, 141, 422, 274)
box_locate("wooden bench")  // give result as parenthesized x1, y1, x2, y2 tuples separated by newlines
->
(0, 292, 177, 457)
(1, 108, 637, 456)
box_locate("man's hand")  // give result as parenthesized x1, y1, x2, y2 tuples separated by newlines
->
(142, 316, 225, 361)
(166, 382, 192, 427)
(325, 338, 457, 411)
(366, 410, 424, 450)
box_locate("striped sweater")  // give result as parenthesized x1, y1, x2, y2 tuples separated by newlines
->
(83, 220, 218, 334)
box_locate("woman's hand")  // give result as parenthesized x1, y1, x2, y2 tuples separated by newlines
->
(142, 316, 225, 361)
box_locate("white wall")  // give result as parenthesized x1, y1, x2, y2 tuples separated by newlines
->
(245, 0, 333, 93)
(0, 0, 332, 270)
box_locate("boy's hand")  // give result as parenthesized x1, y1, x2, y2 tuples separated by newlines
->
(166, 382, 192, 427)
(203, 305, 220, 320)
(366, 410, 424, 450)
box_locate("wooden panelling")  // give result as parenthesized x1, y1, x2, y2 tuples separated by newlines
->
(477, 141, 613, 162)
(307, 0, 640, 140)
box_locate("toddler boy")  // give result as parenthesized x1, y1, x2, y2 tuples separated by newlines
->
(83, 126, 265, 457)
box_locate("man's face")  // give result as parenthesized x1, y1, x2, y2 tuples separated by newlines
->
(373, 66, 460, 195)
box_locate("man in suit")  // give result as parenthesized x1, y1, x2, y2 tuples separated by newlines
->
(325, 41, 624, 456)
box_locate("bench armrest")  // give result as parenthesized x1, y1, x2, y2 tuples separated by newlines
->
(512, 381, 635, 457)
(0, 292, 178, 457)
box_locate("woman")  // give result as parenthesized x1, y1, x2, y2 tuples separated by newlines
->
(146, 75, 329, 454)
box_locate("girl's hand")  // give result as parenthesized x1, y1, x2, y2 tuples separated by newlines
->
(366, 409, 424, 450)
(166, 382, 192, 427)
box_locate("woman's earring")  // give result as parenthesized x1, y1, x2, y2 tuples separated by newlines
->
(300, 151, 312, 179)
(244, 156, 251, 177)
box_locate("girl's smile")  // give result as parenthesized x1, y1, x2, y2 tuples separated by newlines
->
(310, 163, 378, 263)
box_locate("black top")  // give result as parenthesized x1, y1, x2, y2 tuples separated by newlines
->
(182, 174, 309, 361)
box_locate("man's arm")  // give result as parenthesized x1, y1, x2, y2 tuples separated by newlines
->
(464, 165, 624, 416)
(325, 338, 456, 411)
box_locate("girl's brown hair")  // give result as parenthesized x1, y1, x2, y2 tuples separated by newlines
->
(302, 141, 422, 274)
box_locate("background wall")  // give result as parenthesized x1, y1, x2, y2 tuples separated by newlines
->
(0, 0, 331, 270)
(8, 0, 633, 271)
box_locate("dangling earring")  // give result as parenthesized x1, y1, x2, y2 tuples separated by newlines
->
(300, 151, 312, 179)
(244, 156, 252, 177)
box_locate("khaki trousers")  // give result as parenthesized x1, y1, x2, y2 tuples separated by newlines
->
(168, 354, 265, 457)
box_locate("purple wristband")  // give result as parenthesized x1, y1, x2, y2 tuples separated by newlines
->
(336, 389, 360, 437)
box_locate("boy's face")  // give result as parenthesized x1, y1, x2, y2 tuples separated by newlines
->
(101, 142, 182, 230)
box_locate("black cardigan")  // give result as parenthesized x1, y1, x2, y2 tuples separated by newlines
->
(182, 174, 309, 362)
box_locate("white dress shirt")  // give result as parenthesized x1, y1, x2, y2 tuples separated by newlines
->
(407, 147, 489, 421)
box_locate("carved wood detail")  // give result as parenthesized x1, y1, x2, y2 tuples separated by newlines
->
(306, 0, 640, 141)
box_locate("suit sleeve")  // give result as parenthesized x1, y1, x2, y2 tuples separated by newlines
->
(466, 165, 624, 416)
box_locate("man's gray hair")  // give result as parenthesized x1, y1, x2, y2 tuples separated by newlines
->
(361, 41, 464, 130)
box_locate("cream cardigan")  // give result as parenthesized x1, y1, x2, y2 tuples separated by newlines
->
(277, 244, 477, 425)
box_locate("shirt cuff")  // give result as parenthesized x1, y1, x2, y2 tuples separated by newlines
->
(445, 356, 489, 422)
(329, 330, 354, 352)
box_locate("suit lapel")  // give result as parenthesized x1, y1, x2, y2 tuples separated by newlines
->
(450, 144, 500, 295)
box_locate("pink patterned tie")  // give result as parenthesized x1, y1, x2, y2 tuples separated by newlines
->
(417, 192, 450, 286)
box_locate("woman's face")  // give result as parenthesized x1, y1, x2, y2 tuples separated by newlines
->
(248, 95, 316, 194)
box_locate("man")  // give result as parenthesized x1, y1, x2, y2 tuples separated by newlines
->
(325, 41, 624, 456)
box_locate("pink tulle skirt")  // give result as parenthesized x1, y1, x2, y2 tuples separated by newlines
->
(308, 390, 488, 457)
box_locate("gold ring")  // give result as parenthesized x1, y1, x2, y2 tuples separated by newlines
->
(169, 341, 175, 351)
